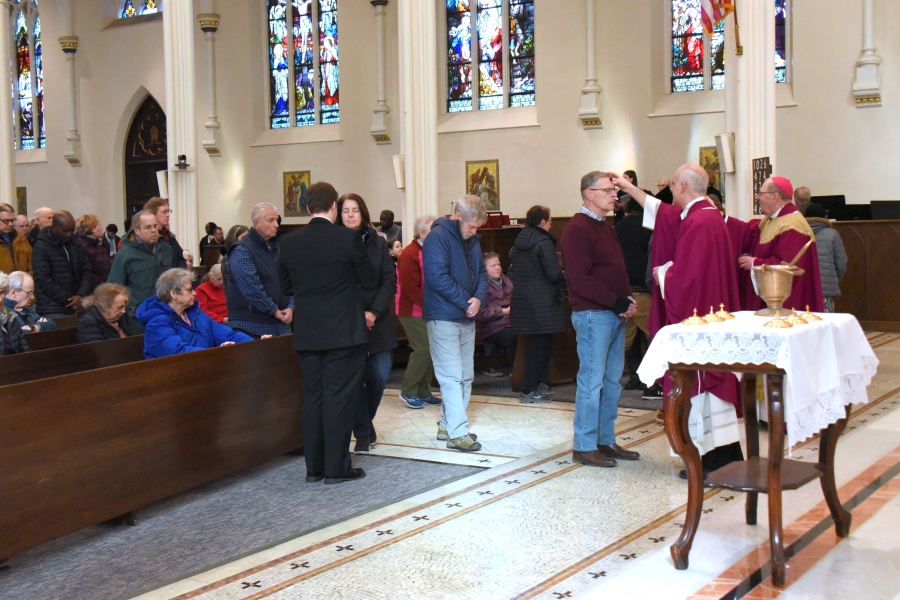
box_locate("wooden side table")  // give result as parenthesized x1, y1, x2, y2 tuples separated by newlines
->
(664, 363, 852, 587)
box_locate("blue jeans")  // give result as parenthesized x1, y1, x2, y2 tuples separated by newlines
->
(427, 320, 475, 439)
(571, 310, 625, 450)
(353, 350, 394, 439)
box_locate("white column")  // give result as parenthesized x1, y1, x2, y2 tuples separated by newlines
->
(59, 36, 81, 165)
(370, 0, 391, 144)
(578, 0, 602, 129)
(723, 4, 775, 221)
(398, 0, 438, 244)
(852, 0, 882, 107)
(0, 2, 14, 206)
(163, 0, 199, 256)
(198, 13, 221, 154)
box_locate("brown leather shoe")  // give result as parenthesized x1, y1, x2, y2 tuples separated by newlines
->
(597, 444, 641, 461)
(572, 450, 617, 468)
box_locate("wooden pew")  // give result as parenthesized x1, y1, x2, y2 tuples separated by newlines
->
(0, 336, 303, 562)
(201, 244, 224, 267)
(0, 336, 145, 387)
(25, 327, 77, 351)
(52, 315, 79, 329)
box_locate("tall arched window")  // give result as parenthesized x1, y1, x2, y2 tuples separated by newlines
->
(10, 0, 43, 150)
(446, 0, 535, 113)
(670, 0, 789, 93)
(120, 0, 161, 19)
(267, 0, 340, 129)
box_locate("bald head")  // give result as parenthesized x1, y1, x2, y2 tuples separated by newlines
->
(794, 186, 811, 206)
(34, 207, 54, 229)
(671, 164, 709, 208)
(15, 215, 29, 236)
(51, 211, 76, 243)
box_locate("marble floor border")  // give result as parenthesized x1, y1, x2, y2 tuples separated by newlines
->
(869, 333, 900, 349)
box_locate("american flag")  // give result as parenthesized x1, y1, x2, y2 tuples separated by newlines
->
(700, 0, 735, 36)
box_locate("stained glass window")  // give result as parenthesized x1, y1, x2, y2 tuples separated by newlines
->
(710, 19, 725, 91)
(446, 0, 534, 113)
(671, 0, 703, 93)
(15, 10, 34, 150)
(142, 0, 159, 15)
(447, 1, 472, 113)
(121, 0, 137, 18)
(267, 0, 339, 129)
(33, 15, 44, 148)
(8, 1, 44, 150)
(509, 0, 535, 108)
(775, 0, 787, 83)
(120, 0, 161, 18)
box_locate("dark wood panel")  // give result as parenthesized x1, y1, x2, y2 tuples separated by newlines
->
(0, 336, 144, 386)
(25, 327, 77, 351)
(0, 336, 303, 559)
(834, 221, 900, 325)
(478, 227, 522, 271)
(52, 316, 79, 330)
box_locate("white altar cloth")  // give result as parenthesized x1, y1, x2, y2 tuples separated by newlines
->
(637, 312, 879, 449)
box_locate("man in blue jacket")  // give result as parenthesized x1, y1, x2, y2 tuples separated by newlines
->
(422, 195, 489, 452)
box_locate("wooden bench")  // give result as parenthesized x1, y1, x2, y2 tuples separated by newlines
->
(0, 336, 303, 563)
(0, 336, 145, 386)
(25, 326, 78, 351)
(52, 315, 79, 329)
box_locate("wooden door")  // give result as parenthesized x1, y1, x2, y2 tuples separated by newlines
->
(124, 96, 167, 220)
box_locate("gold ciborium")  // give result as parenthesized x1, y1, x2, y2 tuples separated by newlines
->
(752, 264, 805, 316)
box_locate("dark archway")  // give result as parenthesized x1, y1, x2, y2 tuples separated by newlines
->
(124, 96, 167, 220)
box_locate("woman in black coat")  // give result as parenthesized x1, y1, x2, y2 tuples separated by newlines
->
(509, 205, 567, 402)
(338, 193, 399, 453)
(77, 283, 132, 343)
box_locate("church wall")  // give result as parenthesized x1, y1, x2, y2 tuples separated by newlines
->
(13, 0, 899, 240)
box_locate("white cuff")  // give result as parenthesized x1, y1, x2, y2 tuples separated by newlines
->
(657, 261, 673, 300)
(642, 195, 661, 230)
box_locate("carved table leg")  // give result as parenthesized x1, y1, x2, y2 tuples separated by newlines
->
(742, 373, 760, 526)
(664, 367, 701, 570)
(766, 373, 786, 587)
(820, 404, 852, 537)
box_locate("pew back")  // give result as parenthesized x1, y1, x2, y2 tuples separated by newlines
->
(0, 336, 144, 386)
(25, 327, 77, 351)
(52, 316, 79, 329)
(0, 335, 303, 559)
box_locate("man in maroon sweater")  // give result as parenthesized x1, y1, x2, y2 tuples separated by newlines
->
(559, 171, 639, 468)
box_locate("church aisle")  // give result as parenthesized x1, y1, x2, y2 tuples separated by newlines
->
(138, 337, 900, 600)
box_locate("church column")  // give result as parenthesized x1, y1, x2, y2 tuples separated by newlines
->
(198, 13, 221, 154)
(723, 3, 776, 221)
(852, 0, 882, 107)
(398, 0, 438, 244)
(0, 1, 16, 207)
(59, 36, 81, 165)
(578, 0, 602, 129)
(163, 0, 199, 256)
(370, 0, 391, 144)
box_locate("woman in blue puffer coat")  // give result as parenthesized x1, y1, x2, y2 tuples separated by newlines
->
(136, 268, 258, 359)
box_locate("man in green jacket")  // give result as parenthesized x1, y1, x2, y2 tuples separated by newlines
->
(108, 210, 176, 333)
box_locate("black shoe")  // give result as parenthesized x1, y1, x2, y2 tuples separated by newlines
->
(642, 384, 664, 400)
(354, 436, 371, 453)
(678, 469, 710, 481)
(325, 468, 367, 485)
(624, 378, 646, 391)
(305, 474, 325, 483)
(370, 427, 378, 447)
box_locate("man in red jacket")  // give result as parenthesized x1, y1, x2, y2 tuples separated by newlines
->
(396, 214, 440, 409)
(560, 171, 639, 469)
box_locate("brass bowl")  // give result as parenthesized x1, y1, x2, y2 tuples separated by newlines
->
(752, 264, 805, 317)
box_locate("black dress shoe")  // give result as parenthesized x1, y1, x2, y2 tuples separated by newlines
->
(305, 474, 325, 483)
(572, 450, 617, 468)
(325, 468, 367, 485)
(354, 436, 371, 453)
(624, 378, 646, 391)
(678, 469, 711, 481)
(597, 444, 641, 460)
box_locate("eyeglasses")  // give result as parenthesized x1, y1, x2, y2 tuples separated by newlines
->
(13, 288, 34, 297)
(589, 187, 618, 195)
(0, 218, 16, 225)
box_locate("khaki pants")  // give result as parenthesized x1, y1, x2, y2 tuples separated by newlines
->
(624, 291, 651, 350)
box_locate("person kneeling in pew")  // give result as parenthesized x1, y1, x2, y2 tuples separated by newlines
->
(137, 269, 266, 359)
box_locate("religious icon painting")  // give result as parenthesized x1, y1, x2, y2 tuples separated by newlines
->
(465, 159, 500, 212)
(283, 171, 311, 217)
(699, 146, 721, 194)
(16, 187, 27, 217)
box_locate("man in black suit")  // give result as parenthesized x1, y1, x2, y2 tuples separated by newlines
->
(279, 182, 378, 485)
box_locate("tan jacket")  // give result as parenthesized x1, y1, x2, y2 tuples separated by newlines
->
(0, 233, 32, 276)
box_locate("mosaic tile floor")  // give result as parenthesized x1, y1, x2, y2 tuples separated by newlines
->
(135, 333, 900, 600)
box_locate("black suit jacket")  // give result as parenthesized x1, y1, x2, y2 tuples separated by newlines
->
(279, 217, 378, 351)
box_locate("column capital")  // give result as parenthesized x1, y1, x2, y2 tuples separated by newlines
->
(198, 13, 219, 33)
(59, 36, 79, 54)
(370, 1, 389, 6)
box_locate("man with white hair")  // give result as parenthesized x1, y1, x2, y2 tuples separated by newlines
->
(422, 196, 489, 452)
(27, 206, 54, 246)
(225, 202, 293, 338)
(3, 271, 57, 333)
(615, 164, 744, 477)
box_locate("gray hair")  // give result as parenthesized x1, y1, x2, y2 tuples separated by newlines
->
(455, 195, 487, 224)
(0, 272, 8, 294)
(156, 268, 195, 303)
(251, 202, 278, 222)
(674, 164, 709, 195)
(8, 271, 31, 291)
(131, 210, 154, 231)
(209, 263, 222, 276)
(581, 171, 611, 196)
(414, 214, 436, 237)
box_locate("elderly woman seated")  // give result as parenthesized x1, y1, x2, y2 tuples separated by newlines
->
(475, 252, 518, 375)
(194, 263, 227, 323)
(136, 268, 260, 359)
(0, 271, 31, 356)
(77, 282, 132, 343)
